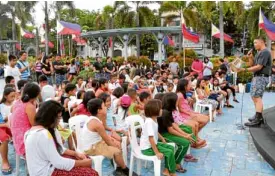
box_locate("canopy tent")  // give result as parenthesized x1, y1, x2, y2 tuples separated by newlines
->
(41, 40, 54, 48)
(57, 20, 81, 35)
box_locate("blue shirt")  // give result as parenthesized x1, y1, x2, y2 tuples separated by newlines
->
(16, 60, 30, 80)
(0, 112, 4, 124)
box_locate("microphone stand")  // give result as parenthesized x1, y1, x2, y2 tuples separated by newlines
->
(236, 88, 246, 130)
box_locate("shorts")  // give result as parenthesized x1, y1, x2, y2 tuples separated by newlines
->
(84, 140, 121, 159)
(272, 75, 275, 83)
(0, 127, 12, 143)
(250, 76, 269, 98)
(56, 74, 66, 86)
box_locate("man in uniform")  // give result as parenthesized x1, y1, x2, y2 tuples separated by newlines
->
(238, 36, 272, 127)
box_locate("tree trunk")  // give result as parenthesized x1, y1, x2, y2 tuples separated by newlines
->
(35, 27, 39, 57)
(12, 14, 16, 53)
(111, 16, 114, 57)
(136, 3, 140, 57)
(219, 2, 224, 58)
(44, 1, 49, 55)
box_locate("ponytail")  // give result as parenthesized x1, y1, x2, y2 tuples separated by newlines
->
(48, 128, 62, 154)
(21, 94, 30, 102)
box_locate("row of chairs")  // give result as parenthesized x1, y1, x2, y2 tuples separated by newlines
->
(68, 115, 189, 176)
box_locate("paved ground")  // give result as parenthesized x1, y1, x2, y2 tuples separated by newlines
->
(1, 77, 275, 175)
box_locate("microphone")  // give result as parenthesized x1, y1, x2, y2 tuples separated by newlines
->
(247, 48, 254, 56)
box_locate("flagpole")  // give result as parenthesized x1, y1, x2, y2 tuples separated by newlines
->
(258, 7, 261, 36)
(57, 34, 59, 55)
(20, 34, 22, 51)
(183, 36, 185, 70)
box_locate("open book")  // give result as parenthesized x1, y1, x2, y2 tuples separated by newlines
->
(229, 57, 244, 72)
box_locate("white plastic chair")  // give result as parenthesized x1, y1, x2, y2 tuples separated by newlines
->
(15, 154, 28, 176)
(68, 115, 105, 176)
(194, 90, 214, 122)
(126, 117, 162, 176)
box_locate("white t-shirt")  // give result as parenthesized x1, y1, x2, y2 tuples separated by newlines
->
(203, 62, 213, 76)
(24, 128, 75, 176)
(140, 118, 159, 150)
(4, 65, 21, 83)
(0, 103, 12, 120)
(115, 107, 129, 131)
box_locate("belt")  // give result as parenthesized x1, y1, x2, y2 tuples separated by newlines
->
(254, 74, 269, 77)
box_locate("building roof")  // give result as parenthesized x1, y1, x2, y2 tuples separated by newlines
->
(0, 40, 18, 44)
(81, 26, 182, 38)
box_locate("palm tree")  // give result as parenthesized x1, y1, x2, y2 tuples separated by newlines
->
(219, 2, 225, 57)
(131, 1, 157, 57)
(5, 1, 36, 53)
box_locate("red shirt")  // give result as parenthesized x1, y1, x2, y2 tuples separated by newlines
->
(76, 104, 91, 116)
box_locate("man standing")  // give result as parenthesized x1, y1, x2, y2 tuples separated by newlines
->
(169, 57, 179, 75)
(5, 55, 21, 86)
(53, 54, 67, 88)
(104, 56, 115, 80)
(16, 51, 32, 80)
(203, 57, 213, 79)
(93, 57, 104, 79)
(238, 36, 272, 127)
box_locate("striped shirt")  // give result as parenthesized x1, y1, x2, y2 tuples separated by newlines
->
(16, 60, 30, 80)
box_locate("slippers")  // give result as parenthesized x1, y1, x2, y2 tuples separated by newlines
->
(226, 104, 234, 108)
(233, 99, 239, 103)
(2, 167, 12, 175)
(184, 154, 198, 162)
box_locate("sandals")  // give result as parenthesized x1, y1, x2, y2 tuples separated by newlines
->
(233, 99, 239, 103)
(2, 167, 12, 175)
(176, 166, 187, 173)
(184, 154, 198, 162)
(226, 104, 234, 108)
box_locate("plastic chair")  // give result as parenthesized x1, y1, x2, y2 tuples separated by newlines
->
(15, 154, 28, 176)
(126, 115, 176, 176)
(68, 115, 105, 176)
(194, 90, 214, 122)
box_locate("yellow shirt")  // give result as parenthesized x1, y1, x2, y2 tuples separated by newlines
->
(205, 83, 211, 95)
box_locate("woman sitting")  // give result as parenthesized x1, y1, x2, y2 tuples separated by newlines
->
(24, 100, 98, 176)
(195, 79, 219, 120)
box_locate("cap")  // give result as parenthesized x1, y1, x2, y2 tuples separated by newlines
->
(120, 95, 131, 108)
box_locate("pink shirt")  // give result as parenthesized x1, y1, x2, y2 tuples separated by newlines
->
(76, 104, 91, 116)
(10, 100, 32, 155)
(177, 93, 193, 119)
(191, 60, 203, 78)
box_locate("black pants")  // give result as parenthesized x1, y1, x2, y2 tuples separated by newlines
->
(222, 85, 236, 99)
(36, 72, 42, 82)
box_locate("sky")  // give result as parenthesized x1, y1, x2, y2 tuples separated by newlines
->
(32, 0, 160, 27)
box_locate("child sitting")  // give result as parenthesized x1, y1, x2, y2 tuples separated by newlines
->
(128, 88, 143, 116)
(141, 99, 177, 176)
(138, 91, 151, 117)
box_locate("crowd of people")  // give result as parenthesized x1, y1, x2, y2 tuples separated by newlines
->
(1, 49, 272, 176)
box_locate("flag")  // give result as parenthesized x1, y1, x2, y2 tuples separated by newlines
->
(211, 24, 234, 43)
(15, 43, 21, 50)
(41, 40, 54, 48)
(60, 41, 65, 50)
(57, 20, 81, 35)
(258, 9, 275, 40)
(181, 10, 199, 43)
(72, 34, 86, 45)
(20, 27, 35, 39)
(163, 35, 175, 46)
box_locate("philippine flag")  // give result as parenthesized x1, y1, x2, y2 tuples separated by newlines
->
(57, 20, 81, 35)
(259, 9, 275, 40)
(20, 27, 35, 39)
(211, 24, 234, 43)
(163, 35, 175, 46)
(72, 34, 86, 45)
(181, 10, 199, 43)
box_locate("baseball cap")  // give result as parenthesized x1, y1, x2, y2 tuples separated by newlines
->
(120, 95, 131, 108)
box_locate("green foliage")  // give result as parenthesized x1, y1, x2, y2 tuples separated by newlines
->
(72, 68, 95, 84)
(0, 53, 7, 64)
(27, 56, 36, 65)
(139, 56, 151, 67)
(237, 71, 253, 84)
(179, 49, 197, 59)
(113, 56, 125, 65)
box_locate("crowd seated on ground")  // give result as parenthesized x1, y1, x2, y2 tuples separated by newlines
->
(0, 52, 246, 176)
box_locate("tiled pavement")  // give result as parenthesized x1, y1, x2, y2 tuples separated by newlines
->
(2, 90, 275, 176)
